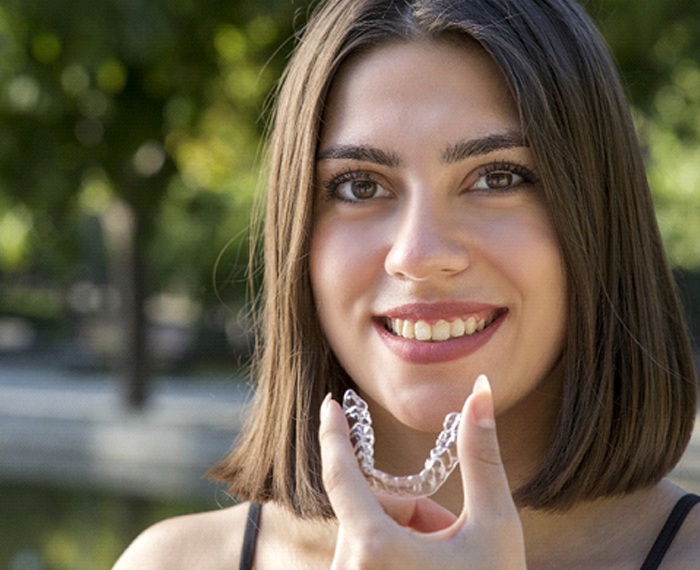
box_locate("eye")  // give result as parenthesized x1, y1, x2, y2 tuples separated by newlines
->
(470, 163, 537, 192)
(324, 170, 392, 203)
(473, 171, 522, 190)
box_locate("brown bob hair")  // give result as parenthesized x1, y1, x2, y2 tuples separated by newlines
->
(211, 0, 697, 518)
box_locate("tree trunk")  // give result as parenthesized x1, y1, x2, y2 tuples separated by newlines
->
(101, 200, 150, 410)
(122, 216, 149, 409)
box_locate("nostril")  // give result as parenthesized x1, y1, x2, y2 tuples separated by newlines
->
(383, 205, 471, 280)
(384, 244, 470, 281)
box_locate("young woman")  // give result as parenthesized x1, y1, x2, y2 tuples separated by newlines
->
(114, 0, 699, 567)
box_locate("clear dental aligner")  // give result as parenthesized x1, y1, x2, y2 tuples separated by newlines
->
(342, 389, 461, 498)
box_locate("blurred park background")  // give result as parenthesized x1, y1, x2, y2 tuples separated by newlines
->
(0, 0, 699, 568)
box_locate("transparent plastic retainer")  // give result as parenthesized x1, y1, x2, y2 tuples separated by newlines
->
(342, 389, 461, 498)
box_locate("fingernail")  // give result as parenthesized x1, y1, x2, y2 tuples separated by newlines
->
(471, 374, 496, 429)
(320, 392, 333, 422)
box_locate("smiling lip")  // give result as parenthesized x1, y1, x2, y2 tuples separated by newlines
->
(374, 302, 507, 364)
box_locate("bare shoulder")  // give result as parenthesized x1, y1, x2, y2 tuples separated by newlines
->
(112, 502, 251, 570)
(665, 494, 700, 568)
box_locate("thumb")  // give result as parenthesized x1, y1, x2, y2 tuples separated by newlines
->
(458, 375, 517, 523)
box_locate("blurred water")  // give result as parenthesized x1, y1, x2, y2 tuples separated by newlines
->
(0, 360, 247, 568)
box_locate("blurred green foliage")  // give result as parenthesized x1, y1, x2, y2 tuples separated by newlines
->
(593, 0, 700, 270)
(0, 0, 698, 348)
(0, 0, 295, 299)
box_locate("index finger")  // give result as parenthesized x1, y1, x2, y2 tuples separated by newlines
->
(319, 394, 387, 524)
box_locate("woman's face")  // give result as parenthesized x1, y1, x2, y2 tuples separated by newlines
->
(310, 40, 567, 432)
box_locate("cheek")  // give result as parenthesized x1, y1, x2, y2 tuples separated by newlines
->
(481, 208, 564, 285)
(521, 221, 565, 300)
(309, 219, 383, 324)
(479, 207, 567, 333)
(497, 211, 568, 345)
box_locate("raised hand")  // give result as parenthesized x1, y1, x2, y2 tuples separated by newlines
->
(319, 375, 527, 569)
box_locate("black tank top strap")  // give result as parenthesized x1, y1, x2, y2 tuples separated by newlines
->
(239, 502, 262, 570)
(639, 493, 700, 570)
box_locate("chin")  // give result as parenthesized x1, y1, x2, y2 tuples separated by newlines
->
(372, 383, 468, 434)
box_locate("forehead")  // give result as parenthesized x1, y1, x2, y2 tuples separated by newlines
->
(320, 39, 520, 150)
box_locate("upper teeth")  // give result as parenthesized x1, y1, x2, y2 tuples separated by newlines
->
(388, 316, 492, 342)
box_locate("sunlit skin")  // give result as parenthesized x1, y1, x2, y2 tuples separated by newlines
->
(310, 40, 567, 502)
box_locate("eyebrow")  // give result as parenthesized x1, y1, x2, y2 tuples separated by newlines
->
(442, 131, 528, 164)
(316, 144, 400, 167)
(316, 130, 528, 167)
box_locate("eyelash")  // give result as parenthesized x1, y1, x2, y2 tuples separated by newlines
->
(321, 161, 539, 203)
(321, 169, 385, 203)
(472, 162, 539, 193)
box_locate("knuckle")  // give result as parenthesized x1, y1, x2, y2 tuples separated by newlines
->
(322, 461, 347, 494)
(318, 418, 336, 446)
(323, 459, 363, 504)
(472, 437, 503, 467)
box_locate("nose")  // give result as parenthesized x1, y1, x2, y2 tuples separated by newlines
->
(384, 197, 470, 281)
